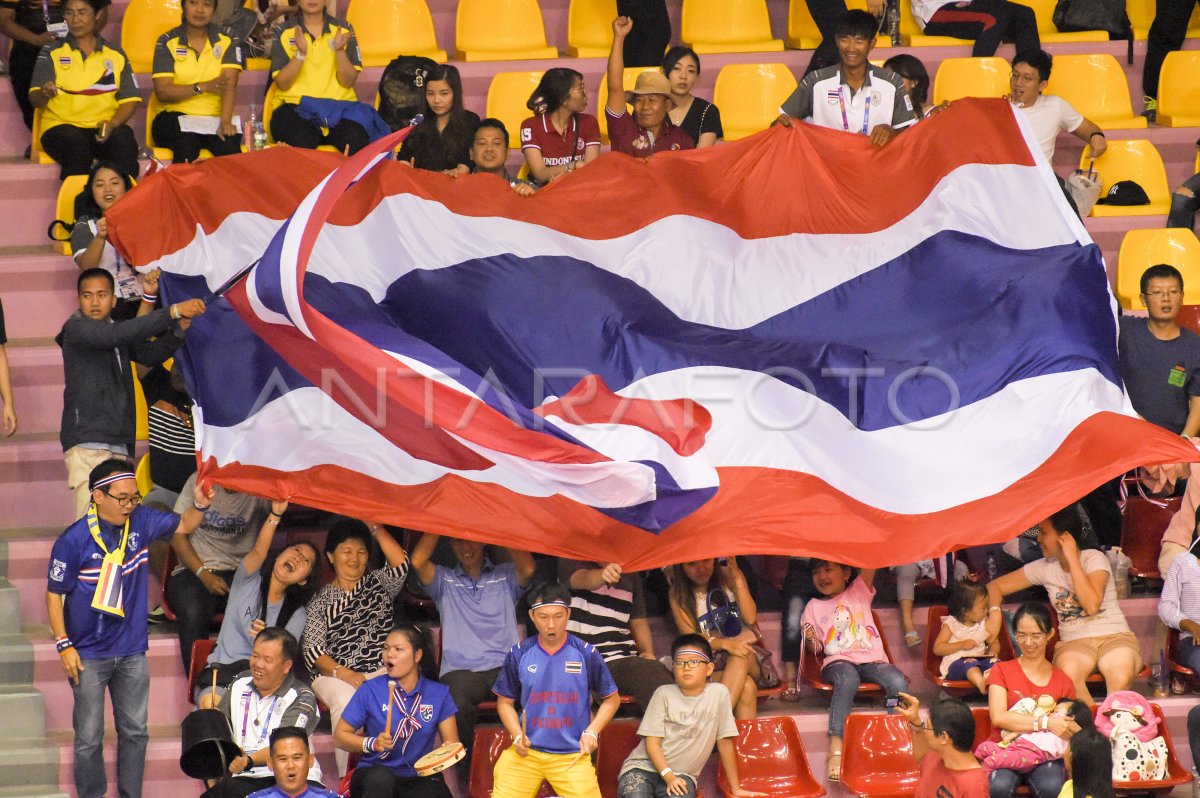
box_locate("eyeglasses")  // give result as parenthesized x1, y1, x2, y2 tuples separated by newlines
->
(1014, 632, 1047, 642)
(672, 659, 708, 670)
(103, 491, 141, 508)
(1144, 289, 1182, 299)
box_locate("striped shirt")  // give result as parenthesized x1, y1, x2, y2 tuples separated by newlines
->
(1160, 554, 1200, 639)
(302, 562, 408, 672)
(561, 560, 646, 662)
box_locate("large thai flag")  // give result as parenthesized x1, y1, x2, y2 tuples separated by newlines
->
(108, 98, 1198, 568)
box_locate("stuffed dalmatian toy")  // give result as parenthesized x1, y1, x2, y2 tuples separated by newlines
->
(1095, 691, 1168, 782)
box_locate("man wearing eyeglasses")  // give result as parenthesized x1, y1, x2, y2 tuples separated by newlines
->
(46, 458, 210, 798)
(1118, 263, 1200, 442)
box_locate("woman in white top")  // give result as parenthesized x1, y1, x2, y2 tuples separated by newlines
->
(987, 504, 1142, 706)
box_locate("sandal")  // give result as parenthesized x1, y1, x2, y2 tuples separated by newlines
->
(827, 751, 843, 782)
(779, 685, 802, 703)
(904, 631, 922, 648)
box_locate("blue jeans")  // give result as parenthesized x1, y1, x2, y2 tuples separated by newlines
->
(72, 654, 150, 798)
(618, 768, 697, 798)
(1176, 636, 1200, 672)
(822, 660, 909, 737)
(989, 760, 1066, 798)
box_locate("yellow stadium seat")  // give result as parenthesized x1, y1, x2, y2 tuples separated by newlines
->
(1044, 54, 1146, 130)
(1115, 228, 1200, 309)
(132, 368, 149, 442)
(135, 453, 153, 497)
(346, 0, 446, 67)
(567, 0, 616, 57)
(1128, 0, 1200, 39)
(54, 175, 88, 256)
(786, 0, 892, 48)
(932, 57, 1009, 105)
(595, 66, 661, 144)
(456, 0, 558, 61)
(1081, 139, 1171, 217)
(121, 0, 183, 73)
(245, 57, 271, 71)
(1157, 51, 1200, 127)
(712, 63, 798, 141)
(486, 71, 544, 149)
(30, 107, 56, 165)
(1012, 0, 1106, 41)
(681, 0, 784, 54)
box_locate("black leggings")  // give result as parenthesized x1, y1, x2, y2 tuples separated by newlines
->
(9, 40, 41, 130)
(270, 102, 370, 154)
(922, 0, 1040, 56)
(41, 122, 139, 180)
(617, 0, 671, 67)
(802, 0, 849, 75)
(150, 110, 242, 162)
(1143, 0, 1200, 98)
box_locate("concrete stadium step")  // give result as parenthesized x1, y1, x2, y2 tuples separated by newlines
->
(7, 344, 65, 439)
(0, 248, 81, 340)
(0, 434, 74, 530)
(0, 581, 21, 638)
(7, 537, 56, 627)
(0, 741, 65, 798)
(0, 161, 63, 248)
(0, 634, 34, 686)
(0, 687, 49, 742)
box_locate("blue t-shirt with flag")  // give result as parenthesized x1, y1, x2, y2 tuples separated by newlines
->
(47, 505, 178, 659)
(341, 674, 457, 777)
(492, 634, 618, 754)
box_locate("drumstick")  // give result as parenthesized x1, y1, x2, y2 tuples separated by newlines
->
(212, 666, 218, 698)
(385, 680, 396, 747)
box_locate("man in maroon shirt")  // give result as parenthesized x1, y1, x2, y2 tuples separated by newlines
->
(605, 16, 694, 158)
(898, 693, 989, 798)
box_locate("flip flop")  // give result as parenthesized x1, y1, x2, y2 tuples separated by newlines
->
(827, 751, 842, 782)
(779, 685, 802, 702)
(904, 631, 922, 648)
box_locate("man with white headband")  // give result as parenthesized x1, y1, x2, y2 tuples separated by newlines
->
(46, 457, 210, 798)
(492, 581, 620, 798)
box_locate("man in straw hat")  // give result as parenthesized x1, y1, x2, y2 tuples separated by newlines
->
(605, 16, 695, 158)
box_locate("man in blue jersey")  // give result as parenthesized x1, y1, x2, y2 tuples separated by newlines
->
(492, 581, 621, 798)
(247, 727, 338, 798)
(46, 458, 210, 798)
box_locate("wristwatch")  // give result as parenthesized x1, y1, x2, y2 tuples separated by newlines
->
(193, 83, 203, 95)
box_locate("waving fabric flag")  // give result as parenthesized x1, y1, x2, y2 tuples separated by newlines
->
(108, 98, 1198, 569)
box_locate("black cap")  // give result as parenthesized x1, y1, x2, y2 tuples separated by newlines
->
(1096, 180, 1150, 206)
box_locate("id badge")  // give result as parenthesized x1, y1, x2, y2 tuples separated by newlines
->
(1169, 366, 1187, 388)
(47, 21, 68, 37)
(90, 550, 126, 617)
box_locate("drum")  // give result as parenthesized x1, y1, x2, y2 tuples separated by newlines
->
(414, 742, 465, 776)
(180, 708, 243, 780)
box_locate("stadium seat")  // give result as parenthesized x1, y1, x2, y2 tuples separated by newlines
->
(932, 57, 1010, 105)
(840, 713, 920, 797)
(800, 610, 895, 695)
(135, 452, 153, 497)
(456, 0, 558, 62)
(681, 0, 784, 54)
(486, 71, 545, 150)
(1013, 0, 1107, 41)
(1121, 495, 1183, 580)
(904, 0, 973, 45)
(187, 638, 217, 703)
(786, 0, 892, 49)
(54, 175, 87, 256)
(1167, 629, 1198, 687)
(132, 368, 149, 442)
(923, 605, 1016, 694)
(1157, 51, 1200, 127)
(1128, 0, 1200, 39)
(469, 726, 556, 797)
(597, 720, 641, 798)
(970, 706, 992, 749)
(121, 0, 183, 73)
(1180, 306, 1200, 336)
(712, 63, 798, 141)
(1113, 704, 1194, 794)
(596, 66, 660, 144)
(1083, 140, 1172, 217)
(1114, 229, 1200, 309)
(716, 716, 824, 798)
(30, 108, 56, 165)
(1043, 54, 1147, 130)
(568, 0, 617, 58)
(346, 0, 446, 67)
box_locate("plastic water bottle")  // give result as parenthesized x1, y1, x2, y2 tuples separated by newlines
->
(886, 0, 902, 46)
(986, 552, 998, 582)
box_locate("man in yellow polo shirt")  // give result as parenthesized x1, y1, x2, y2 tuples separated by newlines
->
(151, 0, 244, 162)
(267, 0, 367, 154)
(29, 0, 139, 179)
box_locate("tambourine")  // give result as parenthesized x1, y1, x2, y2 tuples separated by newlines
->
(414, 742, 465, 776)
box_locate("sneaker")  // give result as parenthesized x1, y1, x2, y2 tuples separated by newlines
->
(147, 604, 169, 624)
(1142, 96, 1157, 124)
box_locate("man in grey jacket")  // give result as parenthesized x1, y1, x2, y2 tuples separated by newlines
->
(57, 268, 205, 518)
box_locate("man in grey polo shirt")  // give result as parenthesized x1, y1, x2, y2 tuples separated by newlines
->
(410, 533, 536, 771)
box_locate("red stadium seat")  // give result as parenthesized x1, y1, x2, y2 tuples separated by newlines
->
(840, 713, 919, 798)
(469, 726, 557, 797)
(800, 610, 896, 695)
(187, 638, 217, 704)
(1121, 495, 1182, 579)
(1167, 629, 1197, 687)
(716, 716, 825, 798)
(1113, 704, 1194, 795)
(971, 706, 992, 749)
(1178, 306, 1200, 336)
(923, 605, 1015, 694)
(597, 719, 642, 798)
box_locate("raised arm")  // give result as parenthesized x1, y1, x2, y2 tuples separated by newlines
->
(370, 523, 407, 569)
(986, 568, 1032, 637)
(410, 532, 439, 586)
(507, 547, 536, 588)
(725, 559, 757, 625)
(1057, 535, 1103, 616)
(243, 499, 288, 576)
(606, 17, 632, 116)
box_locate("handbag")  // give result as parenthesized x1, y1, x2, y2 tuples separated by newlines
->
(1067, 165, 1102, 217)
(1052, 0, 1133, 62)
(698, 588, 743, 638)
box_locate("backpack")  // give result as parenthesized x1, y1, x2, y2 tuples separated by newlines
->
(377, 55, 438, 132)
(1053, 0, 1134, 63)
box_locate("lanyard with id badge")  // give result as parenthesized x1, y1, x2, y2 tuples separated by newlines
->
(86, 504, 130, 617)
(44, 0, 68, 38)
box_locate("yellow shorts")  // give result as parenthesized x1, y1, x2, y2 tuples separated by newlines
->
(492, 747, 601, 798)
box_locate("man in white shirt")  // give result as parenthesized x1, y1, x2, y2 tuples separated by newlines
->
(777, 10, 917, 147)
(1009, 49, 1106, 164)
